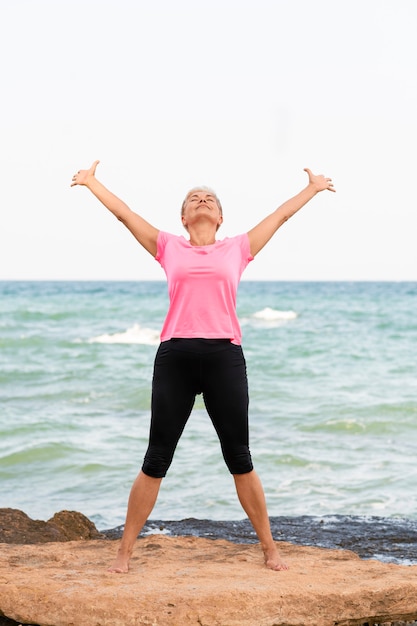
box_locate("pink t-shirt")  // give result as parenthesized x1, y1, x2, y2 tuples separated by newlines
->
(156, 231, 254, 345)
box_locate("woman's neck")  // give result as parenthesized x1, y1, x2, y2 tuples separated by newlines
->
(188, 226, 217, 246)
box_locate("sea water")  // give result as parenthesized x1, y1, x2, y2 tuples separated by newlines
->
(1, 281, 416, 531)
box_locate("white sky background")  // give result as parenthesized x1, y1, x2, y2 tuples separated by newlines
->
(0, 0, 416, 281)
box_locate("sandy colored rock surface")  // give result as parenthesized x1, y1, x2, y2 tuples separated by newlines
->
(1, 534, 417, 626)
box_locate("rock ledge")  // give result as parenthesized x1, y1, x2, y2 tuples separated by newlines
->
(1, 510, 416, 626)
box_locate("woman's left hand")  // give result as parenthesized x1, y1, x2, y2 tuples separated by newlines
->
(304, 168, 336, 193)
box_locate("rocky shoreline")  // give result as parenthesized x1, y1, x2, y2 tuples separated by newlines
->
(1, 509, 417, 626)
(2, 508, 417, 565)
(128, 514, 417, 565)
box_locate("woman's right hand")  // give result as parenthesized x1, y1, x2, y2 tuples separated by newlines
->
(70, 160, 100, 187)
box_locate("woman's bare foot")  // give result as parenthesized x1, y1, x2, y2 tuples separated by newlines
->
(107, 549, 130, 573)
(263, 545, 289, 571)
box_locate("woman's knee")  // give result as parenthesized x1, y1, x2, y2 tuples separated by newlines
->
(142, 445, 174, 478)
(223, 445, 253, 474)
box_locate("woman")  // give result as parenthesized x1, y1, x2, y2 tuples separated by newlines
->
(71, 161, 335, 573)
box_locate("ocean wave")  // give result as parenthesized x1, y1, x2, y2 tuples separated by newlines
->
(242, 307, 298, 327)
(253, 307, 297, 321)
(87, 324, 160, 345)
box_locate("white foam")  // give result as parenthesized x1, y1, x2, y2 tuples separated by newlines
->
(88, 323, 160, 346)
(239, 307, 298, 329)
(253, 307, 297, 321)
(142, 526, 171, 536)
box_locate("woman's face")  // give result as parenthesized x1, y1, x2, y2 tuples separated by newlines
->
(181, 190, 223, 231)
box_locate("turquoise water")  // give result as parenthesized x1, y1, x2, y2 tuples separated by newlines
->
(1, 281, 416, 530)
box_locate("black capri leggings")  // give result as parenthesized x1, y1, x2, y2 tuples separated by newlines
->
(142, 338, 254, 478)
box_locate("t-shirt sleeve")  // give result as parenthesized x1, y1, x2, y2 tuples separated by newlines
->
(239, 233, 254, 267)
(155, 231, 171, 266)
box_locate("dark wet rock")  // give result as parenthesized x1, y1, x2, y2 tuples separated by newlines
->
(103, 515, 417, 565)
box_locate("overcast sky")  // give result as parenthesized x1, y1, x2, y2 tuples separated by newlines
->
(1, 0, 415, 281)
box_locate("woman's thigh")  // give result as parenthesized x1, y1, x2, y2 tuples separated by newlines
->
(149, 341, 197, 448)
(202, 344, 250, 448)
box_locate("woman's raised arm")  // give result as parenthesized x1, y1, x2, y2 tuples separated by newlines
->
(247, 168, 335, 257)
(71, 160, 159, 257)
